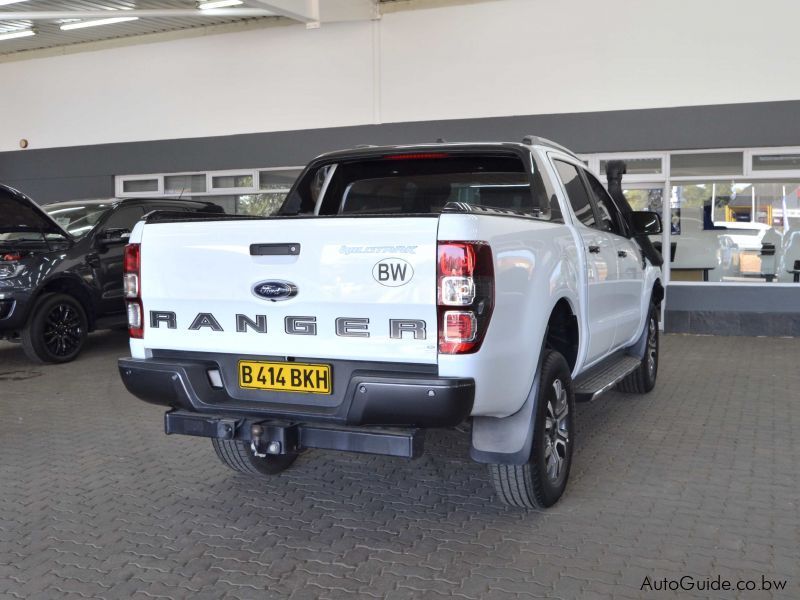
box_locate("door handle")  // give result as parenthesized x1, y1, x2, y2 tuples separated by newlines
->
(588, 245, 601, 254)
(617, 250, 628, 258)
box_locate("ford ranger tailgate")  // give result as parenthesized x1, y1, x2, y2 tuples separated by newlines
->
(138, 217, 439, 364)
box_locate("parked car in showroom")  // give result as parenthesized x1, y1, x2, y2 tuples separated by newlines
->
(118, 138, 664, 509)
(0, 185, 223, 363)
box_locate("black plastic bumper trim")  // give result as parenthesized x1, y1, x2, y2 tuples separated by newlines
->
(119, 356, 474, 428)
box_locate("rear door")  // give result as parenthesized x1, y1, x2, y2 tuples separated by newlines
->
(583, 171, 645, 347)
(139, 217, 439, 365)
(552, 159, 619, 363)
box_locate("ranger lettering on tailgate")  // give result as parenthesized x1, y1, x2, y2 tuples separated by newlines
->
(148, 311, 427, 339)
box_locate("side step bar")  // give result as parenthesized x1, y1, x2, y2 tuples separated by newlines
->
(572, 354, 641, 402)
(164, 411, 425, 459)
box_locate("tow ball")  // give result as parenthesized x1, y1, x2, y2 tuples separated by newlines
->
(250, 422, 299, 458)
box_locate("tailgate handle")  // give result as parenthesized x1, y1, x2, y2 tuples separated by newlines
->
(250, 243, 301, 256)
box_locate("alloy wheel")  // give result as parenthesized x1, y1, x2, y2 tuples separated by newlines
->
(43, 303, 83, 358)
(646, 316, 657, 378)
(544, 378, 570, 483)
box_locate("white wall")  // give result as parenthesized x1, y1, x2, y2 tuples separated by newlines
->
(2, 0, 800, 151)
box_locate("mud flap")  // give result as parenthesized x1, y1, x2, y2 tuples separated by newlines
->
(470, 370, 540, 465)
(626, 289, 661, 362)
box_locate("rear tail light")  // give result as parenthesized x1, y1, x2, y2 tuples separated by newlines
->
(126, 302, 142, 330)
(443, 311, 477, 343)
(437, 241, 494, 354)
(440, 276, 475, 305)
(124, 243, 143, 339)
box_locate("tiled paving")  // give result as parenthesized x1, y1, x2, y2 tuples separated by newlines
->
(0, 332, 798, 599)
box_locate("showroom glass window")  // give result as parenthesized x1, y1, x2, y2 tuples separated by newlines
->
(585, 148, 800, 285)
(670, 181, 800, 283)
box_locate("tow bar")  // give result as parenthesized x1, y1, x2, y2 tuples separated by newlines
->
(164, 410, 425, 459)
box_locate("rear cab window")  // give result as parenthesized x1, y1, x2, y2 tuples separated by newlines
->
(281, 150, 560, 221)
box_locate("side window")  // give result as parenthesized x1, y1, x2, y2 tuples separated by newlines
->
(102, 206, 145, 232)
(553, 160, 596, 227)
(530, 152, 563, 223)
(583, 171, 627, 236)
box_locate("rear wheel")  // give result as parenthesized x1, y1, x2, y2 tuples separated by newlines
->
(617, 305, 659, 394)
(212, 439, 298, 476)
(489, 350, 575, 509)
(21, 293, 88, 364)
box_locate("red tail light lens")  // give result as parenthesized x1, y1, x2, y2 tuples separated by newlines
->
(123, 243, 140, 273)
(443, 311, 477, 343)
(437, 242, 493, 354)
(124, 243, 143, 339)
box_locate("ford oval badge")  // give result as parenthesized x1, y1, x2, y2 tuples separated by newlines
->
(252, 280, 298, 302)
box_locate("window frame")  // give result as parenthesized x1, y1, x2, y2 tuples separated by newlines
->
(581, 167, 630, 238)
(669, 150, 745, 179)
(208, 169, 258, 194)
(550, 155, 599, 229)
(116, 167, 305, 199)
(583, 153, 666, 184)
(116, 175, 163, 197)
(258, 167, 304, 194)
(744, 146, 800, 178)
(163, 173, 208, 195)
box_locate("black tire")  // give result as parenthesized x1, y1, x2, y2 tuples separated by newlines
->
(21, 293, 88, 364)
(212, 439, 298, 476)
(489, 350, 575, 509)
(617, 305, 659, 394)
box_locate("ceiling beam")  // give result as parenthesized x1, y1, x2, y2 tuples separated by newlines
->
(319, 0, 378, 22)
(248, 0, 319, 23)
(247, 1, 379, 24)
(0, 8, 276, 19)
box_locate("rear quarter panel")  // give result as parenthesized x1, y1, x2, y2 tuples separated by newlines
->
(437, 213, 581, 417)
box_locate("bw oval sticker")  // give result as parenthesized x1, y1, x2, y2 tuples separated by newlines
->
(373, 258, 414, 287)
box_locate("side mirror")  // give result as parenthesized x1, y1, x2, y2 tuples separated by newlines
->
(630, 211, 662, 236)
(97, 228, 131, 247)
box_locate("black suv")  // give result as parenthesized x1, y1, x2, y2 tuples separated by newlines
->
(0, 184, 223, 363)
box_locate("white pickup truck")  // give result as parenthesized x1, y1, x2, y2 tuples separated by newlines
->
(119, 138, 664, 509)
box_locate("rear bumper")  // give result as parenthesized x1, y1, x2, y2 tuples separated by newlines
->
(118, 356, 474, 428)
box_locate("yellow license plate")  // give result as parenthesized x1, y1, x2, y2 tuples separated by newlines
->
(238, 360, 332, 394)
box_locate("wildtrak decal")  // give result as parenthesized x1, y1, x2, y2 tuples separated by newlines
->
(339, 245, 418, 255)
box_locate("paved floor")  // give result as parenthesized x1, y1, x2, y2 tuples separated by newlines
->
(0, 332, 798, 599)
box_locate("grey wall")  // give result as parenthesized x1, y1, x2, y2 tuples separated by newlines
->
(4, 99, 800, 203)
(665, 285, 800, 336)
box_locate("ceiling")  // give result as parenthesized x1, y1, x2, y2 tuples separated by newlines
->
(0, 0, 286, 55)
(0, 0, 464, 58)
